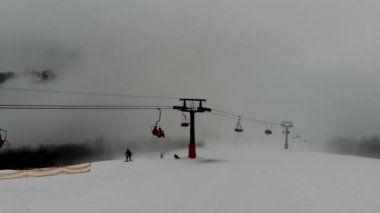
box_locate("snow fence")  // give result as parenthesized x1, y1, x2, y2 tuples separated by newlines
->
(0, 163, 91, 180)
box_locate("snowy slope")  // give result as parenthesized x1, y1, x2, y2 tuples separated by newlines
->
(1, 141, 380, 213)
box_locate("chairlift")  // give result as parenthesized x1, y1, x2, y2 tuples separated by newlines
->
(265, 123, 272, 135)
(234, 116, 243, 132)
(180, 112, 189, 127)
(151, 126, 165, 138)
(151, 109, 165, 138)
(0, 129, 9, 149)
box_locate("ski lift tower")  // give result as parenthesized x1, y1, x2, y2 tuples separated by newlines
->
(281, 121, 294, 150)
(173, 99, 211, 158)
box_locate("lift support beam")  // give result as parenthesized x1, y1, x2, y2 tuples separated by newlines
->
(173, 99, 211, 158)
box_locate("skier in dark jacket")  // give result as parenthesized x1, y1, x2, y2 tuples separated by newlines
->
(125, 149, 132, 162)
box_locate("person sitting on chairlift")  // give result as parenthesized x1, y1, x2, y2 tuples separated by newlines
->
(157, 127, 165, 138)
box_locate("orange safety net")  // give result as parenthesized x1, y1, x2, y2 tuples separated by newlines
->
(0, 163, 91, 180)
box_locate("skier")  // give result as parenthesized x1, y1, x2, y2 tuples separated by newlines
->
(174, 154, 181, 159)
(125, 149, 132, 162)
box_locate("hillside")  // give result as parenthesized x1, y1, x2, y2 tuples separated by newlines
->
(1, 141, 379, 213)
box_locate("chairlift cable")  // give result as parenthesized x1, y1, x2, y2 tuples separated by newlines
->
(0, 86, 180, 100)
(0, 104, 173, 110)
(211, 108, 281, 125)
(207, 112, 238, 120)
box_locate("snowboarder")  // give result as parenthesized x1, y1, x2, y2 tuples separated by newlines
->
(174, 154, 181, 159)
(125, 149, 132, 162)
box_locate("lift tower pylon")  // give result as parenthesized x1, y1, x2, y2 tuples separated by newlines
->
(173, 99, 211, 158)
(281, 121, 294, 150)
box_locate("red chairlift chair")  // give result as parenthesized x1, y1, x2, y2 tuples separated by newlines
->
(151, 109, 165, 138)
(0, 129, 9, 149)
(180, 112, 189, 127)
(234, 116, 243, 133)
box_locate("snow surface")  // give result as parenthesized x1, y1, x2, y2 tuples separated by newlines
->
(1, 140, 380, 213)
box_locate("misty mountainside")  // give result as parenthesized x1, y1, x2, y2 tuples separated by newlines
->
(0, 135, 198, 170)
(0, 71, 16, 84)
(0, 142, 108, 170)
(327, 135, 380, 159)
(1, 140, 380, 213)
(0, 69, 56, 85)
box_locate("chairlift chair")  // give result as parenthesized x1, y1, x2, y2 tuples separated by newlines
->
(150, 109, 165, 138)
(234, 116, 243, 133)
(181, 123, 189, 127)
(180, 112, 189, 127)
(265, 123, 272, 135)
(0, 129, 9, 149)
(151, 126, 165, 138)
(151, 125, 159, 136)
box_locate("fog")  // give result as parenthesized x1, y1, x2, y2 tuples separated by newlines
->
(1, 0, 380, 155)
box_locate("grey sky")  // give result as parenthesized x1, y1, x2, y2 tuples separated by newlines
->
(1, 0, 380, 148)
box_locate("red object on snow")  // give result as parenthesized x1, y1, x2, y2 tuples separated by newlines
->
(234, 128, 243, 132)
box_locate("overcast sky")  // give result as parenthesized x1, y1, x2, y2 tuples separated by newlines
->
(1, 0, 380, 148)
